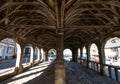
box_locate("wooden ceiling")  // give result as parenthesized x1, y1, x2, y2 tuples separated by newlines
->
(0, 0, 120, 48)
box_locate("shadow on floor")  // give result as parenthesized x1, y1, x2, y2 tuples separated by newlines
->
(23, 62, 55, 84)
(1, 61, 55, 84)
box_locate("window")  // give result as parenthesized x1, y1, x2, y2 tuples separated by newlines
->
(111, 39, 118, 43)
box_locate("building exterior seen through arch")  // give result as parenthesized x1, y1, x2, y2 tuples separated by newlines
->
(90, 44, 99, 63)
(105, 37, 120, 66)
(63, 49, 72, 61)
(0, 38, 16, 60)
(48, 49, 57, 61)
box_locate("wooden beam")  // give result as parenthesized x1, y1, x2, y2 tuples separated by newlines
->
(89, 10, 107, 25)
(0, 1, 56, 24)
(10, 10, 55, 24)
(65, 7, 120, 23)
(6, 25, 56, 29)
(0, 3, 24, 24)
(66, 25, 114, 29)
(55, 0, 65, 28)
(91, 4, 117, 25)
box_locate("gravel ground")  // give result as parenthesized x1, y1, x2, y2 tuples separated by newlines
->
(1, 61, 120, 84)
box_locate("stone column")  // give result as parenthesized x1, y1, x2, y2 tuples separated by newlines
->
(55, 0, 65, 83)
(97, 41, 104, 75)
(80, 47, 83, 63)
(86, 45, 90, 68)
(37, 48, 40, 63)
(15, 43, 23, 74)
(55, 29, 65, 84)
(56, 35, 64, 62)
(30, 46, 34, 67)
(43, 50, 45, 61)
(39, 48, 42, 61)
(72, 48, 78, 62)
(44, 48, 48, 61)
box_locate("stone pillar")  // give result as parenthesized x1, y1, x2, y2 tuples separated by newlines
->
(37, 48, 40, 63)
(30, 46, 34, 66)
(97, 41, 104, 75)
(56, 35, 64, 62)
(86, 45, 90, 68)
(72, 48, 78, 62)
(43, 49, 46, 61)
(39, 48, 42, 61)
(44, 49, 48, 61)
(55, 0, 65, 83)
(15, 43, 23, 74)
(80, 47, 83, 63)
(55, 29, 65, 84)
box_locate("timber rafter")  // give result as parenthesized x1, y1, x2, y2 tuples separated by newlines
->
(0, 0, 120, 48)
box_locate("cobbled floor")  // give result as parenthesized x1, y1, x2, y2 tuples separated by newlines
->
(1, 61, 120, 84)
(65, 61, 120, 84)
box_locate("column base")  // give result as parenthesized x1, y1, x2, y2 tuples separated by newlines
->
(30, 62, 34, 67)
(100, 64, 104, 75)
(14, 65, 23, 74)
(55, 62, 65, 84)
(37, 60, 40, 63)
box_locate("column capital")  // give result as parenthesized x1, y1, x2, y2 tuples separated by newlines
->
(56, 28, 64, 35)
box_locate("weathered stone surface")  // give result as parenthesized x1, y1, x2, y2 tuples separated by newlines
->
(65, 62, 120, 84)
(55, 63, 65, 84)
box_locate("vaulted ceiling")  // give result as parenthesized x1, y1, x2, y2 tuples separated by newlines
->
(0, 0, 120, 48)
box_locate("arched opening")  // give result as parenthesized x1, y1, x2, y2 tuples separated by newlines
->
(82, 47, 87, 60)
(63, 49, 72, 61)
(104, 37, 120, 66)
(77, 48, 81, 59)
(22, 44, 31, 66)
(34, 47, 39, 62)
(90, 43, 99, 63)
(48, 49, 57, 61)
(22, 44, 34, 66)
(0, 38, 19, 74)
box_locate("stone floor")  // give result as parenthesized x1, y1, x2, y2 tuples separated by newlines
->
(1, 61, 120, 84)
(65, 61, 120, 84)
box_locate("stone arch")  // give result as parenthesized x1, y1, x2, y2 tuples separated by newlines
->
(48, 48, 57, 61)
(34, 47, 40, 61)
(82, 46, 87, 60)
(77, 48, 81, 59)
(89, 43, 99, 63)
(0, 37, 21, 68)
(63, 48, 72, 61)
(100, 34, 120, 64)
(22, 44, 34, 66)
(104, 37, 120, 66)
